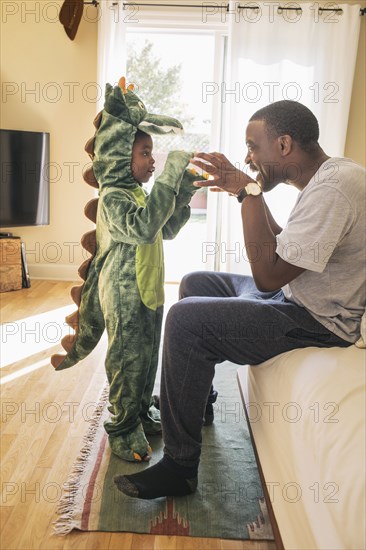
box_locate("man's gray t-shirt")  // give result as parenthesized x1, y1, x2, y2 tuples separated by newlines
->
(276, 157, 365, 343)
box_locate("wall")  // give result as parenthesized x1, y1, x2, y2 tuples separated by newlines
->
(345, 12, 366, 166)
(1, 0, 98, 280)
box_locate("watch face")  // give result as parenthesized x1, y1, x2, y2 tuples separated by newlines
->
(246, 182, 262, 196)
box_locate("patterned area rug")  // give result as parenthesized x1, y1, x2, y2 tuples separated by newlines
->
(54, 362, 274, 540)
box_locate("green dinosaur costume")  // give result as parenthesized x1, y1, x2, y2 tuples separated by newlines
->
(51, 79, 201, 462)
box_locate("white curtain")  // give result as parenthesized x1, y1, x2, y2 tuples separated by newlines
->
(97, 0, 126, 110)
(214, 2, 362, 274)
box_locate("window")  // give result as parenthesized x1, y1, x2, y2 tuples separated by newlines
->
(126, 27, 225, 281)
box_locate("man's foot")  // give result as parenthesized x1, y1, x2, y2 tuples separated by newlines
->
(108, 424, 152, 462)
(114, 456, 198, 499)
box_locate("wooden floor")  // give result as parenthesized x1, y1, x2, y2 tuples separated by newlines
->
(0, 280, 277, 550)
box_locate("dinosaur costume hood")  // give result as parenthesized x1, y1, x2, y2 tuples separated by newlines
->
(92, 82, 184, 190)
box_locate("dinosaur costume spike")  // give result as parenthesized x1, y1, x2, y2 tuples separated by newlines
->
(51, 78, 203, 461)
(84, 198, 98, 222)
(61, 334, 76, 353)
(77, 258, 92, 280)
(83, 166, 98, 188)
(65, 310, 79, 329)
(93, 114, 102, 128)
(80, 230, 97, 255)
(84, 137, 96, 159)
(70, 285, 83, 306)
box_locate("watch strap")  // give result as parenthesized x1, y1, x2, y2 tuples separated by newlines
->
(237, 188, 248, 203)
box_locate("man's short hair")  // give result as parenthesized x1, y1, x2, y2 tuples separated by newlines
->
(249, 100, 320, 153)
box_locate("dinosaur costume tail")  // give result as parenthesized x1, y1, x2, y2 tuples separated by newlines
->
(50, 112, 105, 371)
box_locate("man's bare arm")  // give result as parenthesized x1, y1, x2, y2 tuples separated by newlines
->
(242, 195, 304, 291)
(262, 197, 283, 236)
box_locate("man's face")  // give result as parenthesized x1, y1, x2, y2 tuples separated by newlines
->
(244, 120, 283, 192)
(131, 132, 155, 184)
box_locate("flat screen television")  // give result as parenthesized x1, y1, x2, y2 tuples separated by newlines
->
(0, 129, 50, 227)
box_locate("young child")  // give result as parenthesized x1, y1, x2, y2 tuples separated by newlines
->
(51, 78, 203, 462)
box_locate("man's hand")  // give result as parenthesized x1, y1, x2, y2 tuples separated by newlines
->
(190, 152, 256, 196)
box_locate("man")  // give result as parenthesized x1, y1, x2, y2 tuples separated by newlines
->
(114, 100, 366, 499)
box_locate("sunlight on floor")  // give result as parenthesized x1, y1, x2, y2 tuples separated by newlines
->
(0, 305, 74, 368)
(0, 284, 180, 388)
(0, 357, 50, 385)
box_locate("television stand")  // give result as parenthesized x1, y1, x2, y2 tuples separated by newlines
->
(0, 232, 19, 239)
(0, 238, 23, 292)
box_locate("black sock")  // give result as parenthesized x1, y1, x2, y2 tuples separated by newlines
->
(114, 455, 198, 499)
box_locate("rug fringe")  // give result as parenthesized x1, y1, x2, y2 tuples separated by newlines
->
(53, 382, 109, 536)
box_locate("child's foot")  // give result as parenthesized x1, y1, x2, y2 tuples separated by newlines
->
(140, 402, 162, 435)
(114, 455, 198, 499)
(108, 424, 152, 462)
(141, 417, 162, 435)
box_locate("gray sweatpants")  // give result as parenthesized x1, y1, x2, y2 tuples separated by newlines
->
(159, 271, 350, 468)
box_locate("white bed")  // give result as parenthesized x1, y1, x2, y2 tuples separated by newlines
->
(238, 341, 366, 549)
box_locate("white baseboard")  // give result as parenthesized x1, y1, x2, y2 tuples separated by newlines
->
(27, 266, 182, 284)
(28, 263, 80, 281)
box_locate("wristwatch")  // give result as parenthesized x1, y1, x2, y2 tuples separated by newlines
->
(237, 182, 262, 203)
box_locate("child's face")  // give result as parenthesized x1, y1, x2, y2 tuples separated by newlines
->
(131, 132, 155, 184)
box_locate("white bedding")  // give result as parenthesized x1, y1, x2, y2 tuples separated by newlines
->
(239, 345, 366, 550)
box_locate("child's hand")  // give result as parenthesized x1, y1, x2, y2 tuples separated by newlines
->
(186, 166, 211, 182)
(179, 166, 207, 194)
(190, 152, 255, 195)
